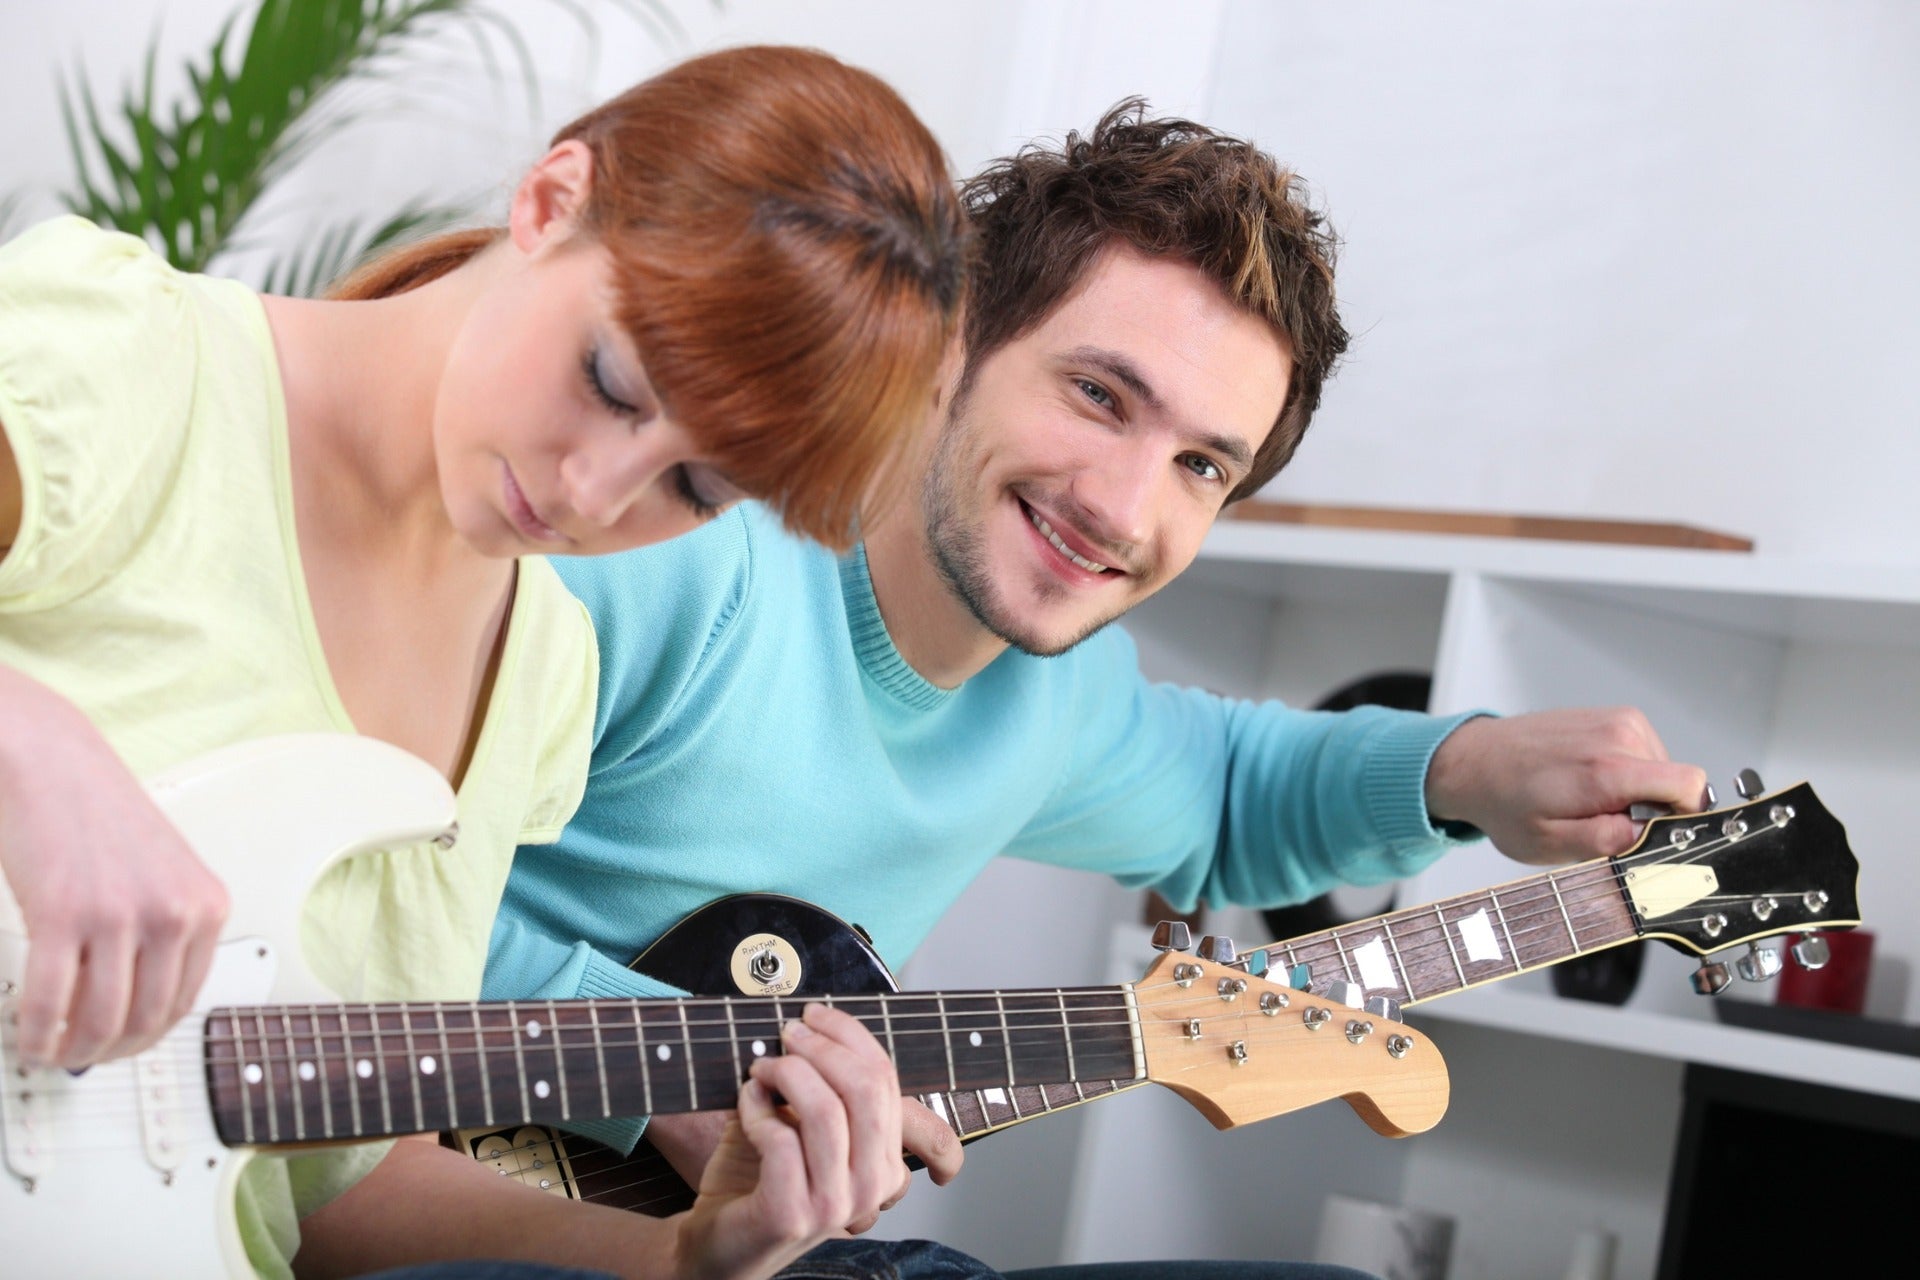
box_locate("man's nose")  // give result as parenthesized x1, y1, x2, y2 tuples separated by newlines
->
(1072, 440, 1159, 551)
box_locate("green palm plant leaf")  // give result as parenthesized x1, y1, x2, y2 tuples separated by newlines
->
(49, 0, 700, 292)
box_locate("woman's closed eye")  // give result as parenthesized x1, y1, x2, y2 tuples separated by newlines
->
(673, 463, 740, 519)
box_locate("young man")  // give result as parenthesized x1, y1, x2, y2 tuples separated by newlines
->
(482, 104, 1706, 1276)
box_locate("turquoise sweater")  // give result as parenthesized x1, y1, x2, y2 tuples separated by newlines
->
(483, 503, 1480, 1148)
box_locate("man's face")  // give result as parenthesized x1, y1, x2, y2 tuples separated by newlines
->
(922, 245, 1292, 655)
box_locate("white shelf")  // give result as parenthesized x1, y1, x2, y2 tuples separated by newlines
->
(1408, 985, 1920, 1102)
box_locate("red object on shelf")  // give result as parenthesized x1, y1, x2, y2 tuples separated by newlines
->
(1776, 928, 1874, 1015)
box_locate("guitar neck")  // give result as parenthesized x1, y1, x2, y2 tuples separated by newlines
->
(1263, 858, 1639, 1007)
(203, 987, 1145, 1148)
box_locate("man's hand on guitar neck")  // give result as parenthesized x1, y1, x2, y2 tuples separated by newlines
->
(0, 667, 229, 1068)
(648, 1090, 964, 1234)
(1425, 706, 1711, 866)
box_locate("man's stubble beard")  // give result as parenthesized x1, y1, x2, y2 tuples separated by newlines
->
(919, 391, 1124, 660)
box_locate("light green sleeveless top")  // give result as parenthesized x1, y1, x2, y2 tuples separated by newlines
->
(0, 217, 597, 1277)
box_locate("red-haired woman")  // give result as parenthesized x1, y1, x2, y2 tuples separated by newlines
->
(0, 44, 963, 1280)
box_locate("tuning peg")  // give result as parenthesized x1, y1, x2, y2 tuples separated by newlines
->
(1629, 801, 1670, 824)
(1700, 782, 1717, 809)
(1286, 963, 1313, 991)
(1150, 921, 1192, 953)
(1690, 961, 1732, 995)
(1322, 980, 1366, 1009)
(1735, 942, 1783, 982)
(1364, 994, 1402, 1022)
(1791, 932, 1831, 971)
(1734, 768, 1765, 800)
(1196, 935, 1237, 965)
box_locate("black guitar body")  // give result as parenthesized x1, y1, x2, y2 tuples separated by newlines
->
(455, 893, 904, 1216)
(635, 892, 897, 1002)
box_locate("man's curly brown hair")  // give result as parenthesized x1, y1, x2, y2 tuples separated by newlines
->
(961, 100, 1350, 500)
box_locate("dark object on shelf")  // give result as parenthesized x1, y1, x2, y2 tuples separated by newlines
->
(1550, 939, 1646, 1005)
(1711, 996, 1920, 1057)
(1261, 672, 1431, 943)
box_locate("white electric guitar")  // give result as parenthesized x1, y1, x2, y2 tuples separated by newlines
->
(0, 735, 1450, 1279)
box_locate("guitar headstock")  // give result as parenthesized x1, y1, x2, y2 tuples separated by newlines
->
(1132, 950, 1450, 1138)
(1624, 779, 1861, 965)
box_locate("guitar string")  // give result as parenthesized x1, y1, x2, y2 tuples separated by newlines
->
(7, 832, 1820, 1120)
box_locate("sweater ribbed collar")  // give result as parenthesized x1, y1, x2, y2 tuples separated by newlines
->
(840, 543, 955, 712)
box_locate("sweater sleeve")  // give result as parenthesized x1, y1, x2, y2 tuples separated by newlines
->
(1003, 625, 1487, 911)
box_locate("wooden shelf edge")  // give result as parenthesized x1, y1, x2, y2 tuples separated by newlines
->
(1226, 500, 1754, 553)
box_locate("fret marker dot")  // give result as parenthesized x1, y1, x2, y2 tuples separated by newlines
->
(751, 1040, 767, 1057)
(525, 1019, 543, 1039)
(243, 1063, 263, 1085)
(534, 1080, 550, 1099)
(969, 1032, 983, 1048)
(656, 1045, 672, 1061)
(297, 1062, 316, 1082)
(356, 1059, 374, 1079)
(419, 1055, 437, 1076)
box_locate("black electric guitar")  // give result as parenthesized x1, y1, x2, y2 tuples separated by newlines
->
(456, 778, 1861, 1214)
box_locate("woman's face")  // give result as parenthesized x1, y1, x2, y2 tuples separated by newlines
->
(431, 238, 744, 559)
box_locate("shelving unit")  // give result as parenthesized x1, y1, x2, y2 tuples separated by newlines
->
(1100, 518, 1920, 1279)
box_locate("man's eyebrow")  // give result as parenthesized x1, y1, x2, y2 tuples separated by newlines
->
(1064, 345, 1255, 474)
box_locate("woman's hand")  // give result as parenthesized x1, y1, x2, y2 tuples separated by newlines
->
(670, 1003, 911, 1280)
(0, 668, 229, 1067)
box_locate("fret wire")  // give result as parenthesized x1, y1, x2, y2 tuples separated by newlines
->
(1433, 905, 1467, 987)
(280, 1009, 304, 1142)
(401, 1005, 426, 1133)
(252, 1008, 279, 1144)
(636, 1000, 655, 1117)
(994, 993, 1017, 1089)
(1329, 928, 1355, 983)
(1545, 871, 1580, 950)
(1055, 989, 1076, 1089)
(548, 999, 571, 1124)
(879, 990, 897, 1064)
(509, 1002, 532, 1127)
(1490, 889, 1522, 977)
(937, 994, 957, 1092)
(310, 1004, 335, 1141)
(372, 1009, 395, 1137)
(677, 1000, 697, 1111)
(227, 1015, 255, 1146)
(473, 1005, 496, 1128)
(588, 1000, 611, 1120)
(434, 1005, 458, 1130)
(1379, 919, 1415, 999)
(339, 1009, 364, 1138)
(722, 995, 744, 1095)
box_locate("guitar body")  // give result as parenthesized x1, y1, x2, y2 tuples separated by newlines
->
(0, 734, 459, 1279)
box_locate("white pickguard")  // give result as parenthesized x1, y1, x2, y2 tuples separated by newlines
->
(0, 733, 458, 1279)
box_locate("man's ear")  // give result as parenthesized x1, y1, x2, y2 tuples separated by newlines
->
(508, 139, 596, 254)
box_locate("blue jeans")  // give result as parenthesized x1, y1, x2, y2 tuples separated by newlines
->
(772, 1240, 1379, 1280)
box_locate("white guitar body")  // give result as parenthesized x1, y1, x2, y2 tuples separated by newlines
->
(0, 734, 458, 1279)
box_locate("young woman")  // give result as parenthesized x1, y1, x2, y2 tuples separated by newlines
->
(0, 44, 964, 1280)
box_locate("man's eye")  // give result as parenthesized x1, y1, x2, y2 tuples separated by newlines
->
(1181, 454, 1224, 483)
(1075, 378, 1115, 410)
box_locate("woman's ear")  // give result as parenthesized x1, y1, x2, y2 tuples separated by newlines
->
(508, 139, 596, 253)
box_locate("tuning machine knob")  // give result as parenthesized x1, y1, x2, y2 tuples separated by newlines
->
(1196, 935, 1238, 965)
(1151, 921, 1192, 953)
(1321, 980, 1367, 1010)
(1364, 995, 1402, 1022)
(1791, 932, 1831, 971)
(1690, 961, 1732, 996)
(1735, 942, 1783, 982)
(1734, 768, 1765, 800)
